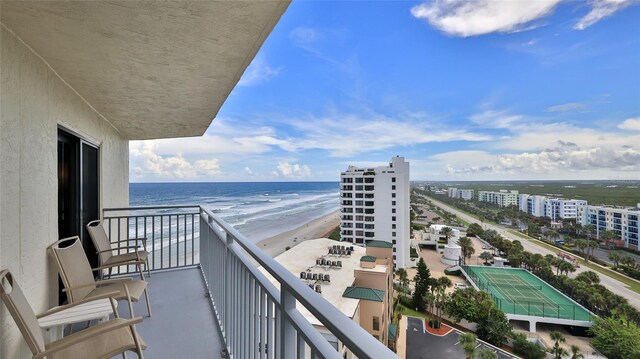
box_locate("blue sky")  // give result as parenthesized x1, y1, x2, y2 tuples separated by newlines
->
(130, 0, 640, 182)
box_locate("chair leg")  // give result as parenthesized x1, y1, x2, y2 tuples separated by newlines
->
(144, 288, 152, 317)
(137, 263, 145, 281)
(146, 258, 151, 277)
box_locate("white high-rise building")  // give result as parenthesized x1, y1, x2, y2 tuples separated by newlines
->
(478, 190, 519, 207)
(519, 194, 548, 217)
(577, 203, 640, 250)
(340, 156, 410, 268)
(545, 198, 587, 221)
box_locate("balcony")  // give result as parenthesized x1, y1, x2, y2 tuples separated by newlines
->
(103, 205, 398, 358)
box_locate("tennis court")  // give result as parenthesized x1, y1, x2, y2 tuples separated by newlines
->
(461, 265, 592, 322)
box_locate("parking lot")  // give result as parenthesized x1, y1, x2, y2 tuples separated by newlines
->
(406, 317, 517, 359)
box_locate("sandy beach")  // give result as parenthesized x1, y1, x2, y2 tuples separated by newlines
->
(256, 210, 340, 257)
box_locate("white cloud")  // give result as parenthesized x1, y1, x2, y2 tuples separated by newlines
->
(410, 0, 560, 37)
(244, 167, 254, 175)
(410, 0, 636, 37)
(276, 162, 311, 178)
(439, 142, 640, 176)
(238, 57, 282, 87)
(575, 0, 635, 30)
(284, 113, 492, 157)
(619, 117, 640, 131)
(546, 102, 588, 113)
(131, 142, 221, 180)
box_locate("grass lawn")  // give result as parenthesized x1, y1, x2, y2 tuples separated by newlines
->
(508, 230, 640, 294)
(397, 303, 429, 320)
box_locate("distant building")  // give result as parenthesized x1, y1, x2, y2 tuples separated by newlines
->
(519, 194, 547, 217)
(478, 190, 519, 207)
(340, 156, 410, 268)
(544, 198, 587, 221)
(518, 194, 586, 220)
(577, 203, 640, 250)
(447, 187, 474, 201)
(260, 238, 395, 356)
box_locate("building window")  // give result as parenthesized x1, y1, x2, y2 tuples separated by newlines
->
(392, 193, 396, 198)
(392, 208, 396, 213)
(393, 247, 396, 252)
(392, 224, 396, 229)
(392, 201, 396, 205)
(392, 216, 396, 221)
(392, 177, 396, 183)
(393, 255, 396, 260)
(373, 316, 380, 331)
(392, 239, 396, 244)
(392, 232, 396, 237)
(392, 185, 396, 190)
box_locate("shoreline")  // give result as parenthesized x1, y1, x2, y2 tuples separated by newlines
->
(256, 210, 340, 257)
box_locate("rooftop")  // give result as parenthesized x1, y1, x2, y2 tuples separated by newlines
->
(366, 240, 393, 248)
(260, 238, 389, 326)
(342, 286, 385, 302)
(360, 255, 376, 262)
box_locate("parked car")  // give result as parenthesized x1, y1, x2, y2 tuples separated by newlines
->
(454, 283, 467, 290)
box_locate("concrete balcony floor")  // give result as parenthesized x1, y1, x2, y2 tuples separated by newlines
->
(131, 267, 224, 358)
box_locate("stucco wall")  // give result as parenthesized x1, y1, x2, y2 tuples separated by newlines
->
(0, 25, 129, 358)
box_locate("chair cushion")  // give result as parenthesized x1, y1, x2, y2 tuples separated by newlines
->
(45, 318, 146, 359)
(104, 250, 149, 266)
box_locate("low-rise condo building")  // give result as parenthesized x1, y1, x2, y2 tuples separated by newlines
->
(577, 203, 640, 250)
(518, 194, 587, 220)
(340, 156, 411, 268)
(545, 198, 587, 221)
(260, 238, 396, 356)
(447, 188, 474, 201)
(519, 194, 547, 217)
(478, 190, 519, 207)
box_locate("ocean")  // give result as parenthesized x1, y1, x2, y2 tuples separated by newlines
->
(129, 182, 340, 242)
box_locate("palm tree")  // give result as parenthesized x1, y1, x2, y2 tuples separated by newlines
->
(550, 346, 569, 359)
(396, 268, 409, 293)
(575, 239, 587, 258)
(570, 345, 584, 359)
(441, 226, 453, 242)
(608, 252, 621, 268)
(435, 276, 452, 326)
(457, 236, 475, 265)
(479, 251, 493, 265)
(459, 332, 477, 359)
(582, 224, 595, 239)
(620, 255, 637, 268)
(549, 330, 566, 359)
(477, 348, 498, 359)
(600, 230, 618, 249)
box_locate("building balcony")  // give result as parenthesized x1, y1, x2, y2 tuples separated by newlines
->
(102, 205, 397, 358)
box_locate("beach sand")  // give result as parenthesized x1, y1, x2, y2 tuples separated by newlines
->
(256, 210, 340, 257)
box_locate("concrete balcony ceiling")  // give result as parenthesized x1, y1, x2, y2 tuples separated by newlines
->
(0, 1, 289, 140)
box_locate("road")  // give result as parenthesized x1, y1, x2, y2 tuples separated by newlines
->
(405, 317, 516, 359)
(423, 195, 640, 309)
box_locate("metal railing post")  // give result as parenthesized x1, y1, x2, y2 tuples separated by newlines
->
(280, 288, 296, 359)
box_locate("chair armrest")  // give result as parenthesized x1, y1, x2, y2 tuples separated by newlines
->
(33, 317, 144, 359)
(36, 291, 119, 319)
(92, 260, 145, 271)
(61, 278, 132, 293)
(111, 238, 147, 245)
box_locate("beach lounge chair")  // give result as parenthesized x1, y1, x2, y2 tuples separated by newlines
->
(87, 220, 150, 280)
(48, 236, 152, 317)
(0, 269, 146, 359)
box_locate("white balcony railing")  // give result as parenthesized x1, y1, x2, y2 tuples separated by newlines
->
(103, 205, 398, 359)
